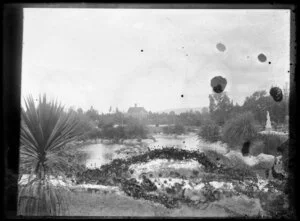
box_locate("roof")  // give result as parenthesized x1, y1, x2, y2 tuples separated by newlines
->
(127, 106, 147, 114)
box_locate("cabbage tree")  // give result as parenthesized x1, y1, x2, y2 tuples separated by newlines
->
(18, 94, 81, 216)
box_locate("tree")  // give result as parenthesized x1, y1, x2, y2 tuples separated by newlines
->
(19, 94, 81, 215)
(86, 106, 100, 122)
(242, 90, 287, 126)
(198, 120, 220, 142)
(77, 108, 83, 115)
(228, 102, 243, 119)
(208, 92, 233, 125)
(201, 107, 209, 114)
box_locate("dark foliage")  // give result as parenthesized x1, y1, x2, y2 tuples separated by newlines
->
(258, 133, 287, 156)
(222, 112, 258, 148)
(162, 124, 185, 135)
(198, 120, 220, 142)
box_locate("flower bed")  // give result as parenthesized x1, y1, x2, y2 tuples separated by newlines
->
(75, 147, 288, 217)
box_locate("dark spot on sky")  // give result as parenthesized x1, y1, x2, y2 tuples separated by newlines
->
(183, 141, 185, 144)
(141, 49, 143, 52)
(210, 76, 227, 93)
(216, 43, 226, 52)
(241, 141, 251, 156)
(212, 85, 223, 93)
(268, 61, 272, 64)
(288, 70, 290, 73)
(181, 94, 184, 98)
(186, 54, 188, 56)
(270, 87, 283, 102)
(258, 53, 267, 62)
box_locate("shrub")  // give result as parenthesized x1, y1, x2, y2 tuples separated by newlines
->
(125, 122, 148, 139)
(100, 122, 148, 140)
(198, 120, 220, 143)
(162, 124, 185, 135)
(85, 127, 101, 140)
(75, 113, 97, 141)
(162, 126, 171, 134)
(173, 124, 185, 134)
(18, 179, 70, 216)
(249, 140, 265, 156)
(222, 112, 259, 149)
(259, 133, 287, 156)
(100, 124, 116, 139)
(114, 126, 126, 140)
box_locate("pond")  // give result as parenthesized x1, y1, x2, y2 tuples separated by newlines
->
(81, 133, 200, 169)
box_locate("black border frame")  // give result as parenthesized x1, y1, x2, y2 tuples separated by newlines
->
(2, 3, 298, 219)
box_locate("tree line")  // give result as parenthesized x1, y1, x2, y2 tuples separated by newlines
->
(68, 88, 288, 140)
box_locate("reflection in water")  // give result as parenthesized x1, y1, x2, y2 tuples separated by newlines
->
(82, 133, 200, 169)
(147, 133, 199, 151)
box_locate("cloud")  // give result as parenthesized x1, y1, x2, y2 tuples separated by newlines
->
(22, 9, 290, 112)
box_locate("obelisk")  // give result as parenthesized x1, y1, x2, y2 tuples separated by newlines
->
(265, 111, 272, 131)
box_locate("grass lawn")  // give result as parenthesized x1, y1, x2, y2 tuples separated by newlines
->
(66, 190, 232, 217)
(67, 191, 170, 216)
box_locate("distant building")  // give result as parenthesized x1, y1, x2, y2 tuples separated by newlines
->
(127, 103, 148, 120)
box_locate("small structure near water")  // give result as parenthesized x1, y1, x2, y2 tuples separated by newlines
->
(259, 111, 288, 137)
(265, 111, 272, 131)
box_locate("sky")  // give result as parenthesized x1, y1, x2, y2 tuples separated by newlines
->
(22, 8, 290, 113)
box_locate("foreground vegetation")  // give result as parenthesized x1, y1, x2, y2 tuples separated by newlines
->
(74, 147, 290, 217)
(17, 89, 291, 217)
(18, 95, 82, 216)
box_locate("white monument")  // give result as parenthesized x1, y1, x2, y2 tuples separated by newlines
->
(259, 111, 288, 137)
(265, 111, 272, 131)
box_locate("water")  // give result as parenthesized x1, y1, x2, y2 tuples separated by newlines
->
(82, 133, 200, 168)
(147, 133, 199, 151)
(81, 143, 119, 168)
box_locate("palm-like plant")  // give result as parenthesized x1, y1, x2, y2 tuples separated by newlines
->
(18, 94, 82, 216)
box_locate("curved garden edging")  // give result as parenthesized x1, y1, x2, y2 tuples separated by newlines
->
(75, 147, 288, 217)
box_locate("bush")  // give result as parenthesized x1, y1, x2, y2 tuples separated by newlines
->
(202, 149, 255, 174)
(249, 140, 265, 156)
(162, 126, 171, 134)
(100, 123, 117, 139)
(198, 120, 220, 143)
(99, 121, 148, 140)
(259, 133, 287, 156)
(222, 112, 259, 149)
(100, 124, 126, 140)
(18, 179, 70, 216)
(173, 124, 185, 134)
(85, 128, 101, 140)
(114, 126, 126, 140)
(162, 124, 185, 135)
(75, 113, 97, 141)
(125, 122, 148, 139)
